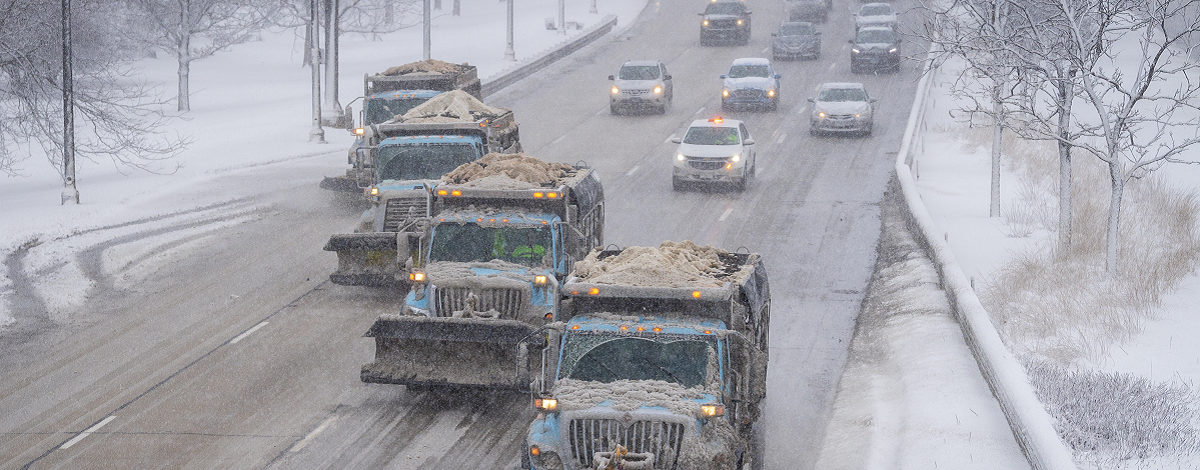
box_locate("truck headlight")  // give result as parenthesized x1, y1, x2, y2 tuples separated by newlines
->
(353, 127, 365, 136)
(611, 86, 620, 94)
(700, 404, 725, 417)
(534, 275, 548, 285)
(534, 397, 558, 411)
(409, 271, 426, 283)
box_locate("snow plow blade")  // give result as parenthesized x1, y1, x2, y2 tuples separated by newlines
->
(323, 233, 401, 286)
(360, 315, 542, 390)
(320, 175, 364, 193)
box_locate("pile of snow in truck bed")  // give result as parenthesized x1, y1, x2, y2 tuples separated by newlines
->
(394, 89, 507, 123)
(379, 58, 470, 75)
(572, 241, 753, 288)
(441, 153, 578, 189)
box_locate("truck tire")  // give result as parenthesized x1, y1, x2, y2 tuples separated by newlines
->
(521, 438, 532, 469)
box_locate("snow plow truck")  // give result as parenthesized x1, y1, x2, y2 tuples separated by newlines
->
(522, 242, 770, 470)
(322, 91, 522, 286)
(360, 153, 605, 390)
(322, 59, 483, 193)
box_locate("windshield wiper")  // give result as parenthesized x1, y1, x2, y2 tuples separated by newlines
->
(639, 357, 684, 385)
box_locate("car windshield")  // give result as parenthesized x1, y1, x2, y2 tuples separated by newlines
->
(704, 2, 742, 14)
(818, 87, 868, 102)
(856, 29, 895, 44)
(779, 23, 812, 35)
(618, 65, 660, 80)
(727, 64, 769, 78)
(559, 335, 713, 388)
(683, 126, 740, 145)
(376, 142, 481, 181)
(428, 223, 554, 267)
(860, 5, 893, 16)
(364, 97, 429, 126)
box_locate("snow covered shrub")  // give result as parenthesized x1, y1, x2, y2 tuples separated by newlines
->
(980, 143, 1200, 363)
(1025, 359, 1200, 465)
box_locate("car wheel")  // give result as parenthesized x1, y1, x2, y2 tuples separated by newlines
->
(722, 101, 731, 112)
(672, 177, 684, 191)
(809, 127, 819, 136)
(863, 124, 874, 137)
(610, 104, 619, 115)
(658, 102, 668, 114)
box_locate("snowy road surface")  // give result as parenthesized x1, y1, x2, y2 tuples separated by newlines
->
(0, 0, 1028, 467)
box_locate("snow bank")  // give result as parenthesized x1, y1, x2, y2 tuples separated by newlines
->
(394, 89, 508, 124)
(571, 241, 753, 288)
(441, 153, 577, 188)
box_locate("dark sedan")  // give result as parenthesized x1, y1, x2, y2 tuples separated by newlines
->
(849, 26, 901, 73)
(772, 22, 821, 60)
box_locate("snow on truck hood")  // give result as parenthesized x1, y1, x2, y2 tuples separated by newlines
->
(552, 378, 718, 416)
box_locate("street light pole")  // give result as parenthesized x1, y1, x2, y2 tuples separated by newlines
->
(61, 0, 78, 204)
(558, 0, 566, 34)
(309, 0, 325, 142)
(423, 0, 431, 60)
(504, 0, 515, 60)
(322, 0, 342, 126)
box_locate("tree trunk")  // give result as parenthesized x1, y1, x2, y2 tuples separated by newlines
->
(177, 35, 191, 112)
(1105, 164, 1124, 273)
(1055, 67, 1076, 256)
(990, 81, 1003, 218)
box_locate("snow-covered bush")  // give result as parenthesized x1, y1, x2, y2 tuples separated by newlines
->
(1025, 359, 1200, 467)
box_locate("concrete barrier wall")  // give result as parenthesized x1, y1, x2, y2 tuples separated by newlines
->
(891, 52, 1079, 470)
(480, 15, 619, 97)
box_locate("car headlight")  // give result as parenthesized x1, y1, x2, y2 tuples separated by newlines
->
(737, 19, 744, 26)
(817, 111, 826, 118)
(852, 48, 861, 54)
(889, 47, 898, 53)
(703, 19, 709, 26)
(731, 154, 741, 162)
(654, 85, 662, 94)
(767, 89, 776, 98)
(722, 89, 730, 97)
(611, 86, 619, 94)
(676, 154, 686, 161)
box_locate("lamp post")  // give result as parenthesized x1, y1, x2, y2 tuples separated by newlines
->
(309, 0, 325, 142)
(504, 0, 515, 60)
(423, 0, 431, 59)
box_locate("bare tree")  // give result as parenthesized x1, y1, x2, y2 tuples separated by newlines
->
(1056, 0, 1200, 272)
(0, 0, 185, 177)
(126, 0, 274, 112)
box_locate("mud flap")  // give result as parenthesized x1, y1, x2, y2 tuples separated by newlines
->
(323, 233, 403, 286)
(360, 315, 543, 390)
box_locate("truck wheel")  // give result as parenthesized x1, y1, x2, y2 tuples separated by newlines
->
(521, 438, 532, 469)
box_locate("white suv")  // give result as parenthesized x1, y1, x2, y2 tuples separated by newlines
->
(609, 60, 673, 115)
(808, 82, 876, 136)
(670, 117, 757, 191)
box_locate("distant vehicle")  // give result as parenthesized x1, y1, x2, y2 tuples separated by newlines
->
(785, 0, 830, 23)
(849, 26, 902, 73)
(808, 82, 876, 136)
(720, 58, 781, 111)
(772, 21, 821, 60)
(699, 0, 752, 46)
(608, 60, 674, 115)
(855, 2, 898, 30)
(671, 117, 757, 191)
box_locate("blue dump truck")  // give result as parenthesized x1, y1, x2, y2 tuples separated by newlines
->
(359, 154, 605, 390)
(523, 242, 770, 470)
(322, 91, 521, 286)
(321, 59, 483, 193)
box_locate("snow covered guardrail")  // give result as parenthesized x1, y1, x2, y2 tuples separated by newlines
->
(892, 51, 1079, 470)
(481, 15, 619, 97)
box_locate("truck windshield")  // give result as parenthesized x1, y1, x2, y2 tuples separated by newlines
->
(364, 97, 429, 125)
(376, 142, 481, 181)
(429, 223, 554, 267)
(559, 335, 712, 388)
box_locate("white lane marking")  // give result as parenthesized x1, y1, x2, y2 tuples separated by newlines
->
(664, 134, 676, 144)
(291, 416, 337, 453)
(761, 47, 770, 54)
(694, 106, 706, 116)
(719, 207, 734, 222)
(626, 165, 640, 176)
(550, 135, 567, 145)
(798, 105, 809, 116)
(60, 416, 116, 449)
(776, 133, 787, 144)
(828, 62, 837, 72)
(231, 321, 269, 344)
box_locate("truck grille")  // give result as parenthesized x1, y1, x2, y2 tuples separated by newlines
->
(686, 158, 727, 170)
(382, 197, 428, 232)
(568, 419, 685, 469)
(434, 287, 524, 319)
